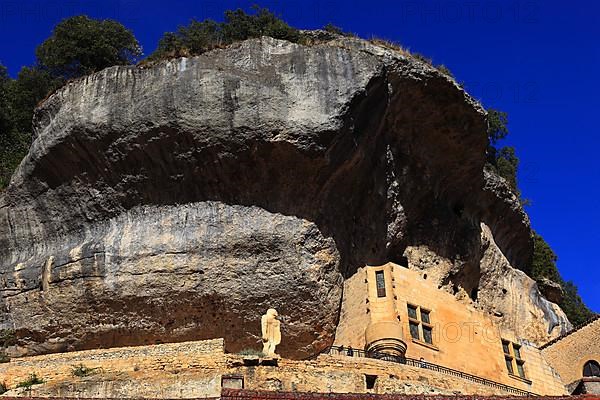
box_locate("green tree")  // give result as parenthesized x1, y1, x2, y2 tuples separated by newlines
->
(36, 15, 141, 78)
(0, 66, 62, 188)
(0, 63, 18, 188)
(530, 232, 561, 282)
(149, 7, 301, 60)
(484, 109, 520, 192)
(495, 146, 519, 190)
(0, 64, 11, 136)
(153, 19, 221, 58)
(484, 108, 595, 324)
(560, 281, 596, 326)
(1, 16, 141, 189)
(487, 108, 509, 145)
(530, 233, 596, 325)
(7, 67, 61, 133)
(221, 7, 300, 43)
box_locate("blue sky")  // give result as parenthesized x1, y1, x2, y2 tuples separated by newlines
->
(0, 0, 598, 311)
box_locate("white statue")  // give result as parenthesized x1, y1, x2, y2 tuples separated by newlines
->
(261, 308, 281, 357)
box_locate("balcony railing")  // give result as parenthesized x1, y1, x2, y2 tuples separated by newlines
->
(322, 345, 536, 397)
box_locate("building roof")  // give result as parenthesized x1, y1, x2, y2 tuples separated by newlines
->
(221, 388, 599, 399)
(540, 314, 600, 350)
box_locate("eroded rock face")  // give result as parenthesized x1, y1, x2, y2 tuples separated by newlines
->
(477, 224, 571, 342)
(404, 177, 572, 344)
(3, 202, 340, 357)
(0, 35, 569, 356)
(538, 278, 564, 304)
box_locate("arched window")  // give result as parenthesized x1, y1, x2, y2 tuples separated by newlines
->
(583, 360, 600, 377)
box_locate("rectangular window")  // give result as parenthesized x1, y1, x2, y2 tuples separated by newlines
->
(375, 270, 386, 298)
(422, 325, 433, 344)
(407, 304, 433, 346)
(516, 361, 526, 379)
(409, 321, 420, 339)
(513, 344, 521, 359)
(407, 304, 418, 320)
(505, 357, 514, 374)
(502, 339, 526, 379)
(365, 374, 377, 390)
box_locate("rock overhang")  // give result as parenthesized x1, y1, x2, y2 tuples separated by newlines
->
(0, 35, 559, 357)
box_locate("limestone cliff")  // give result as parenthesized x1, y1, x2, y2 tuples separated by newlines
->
(0, 34, 570, 358)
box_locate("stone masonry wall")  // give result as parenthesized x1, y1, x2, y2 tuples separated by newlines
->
(0, 339, 227, 398)
(0, 339, 550, 398)
(541, 317, 600, 387)
(221, 388, 598, 400)
(334, 263, 566, 395)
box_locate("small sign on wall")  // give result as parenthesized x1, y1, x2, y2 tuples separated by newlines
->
(221, 375, 244, 389)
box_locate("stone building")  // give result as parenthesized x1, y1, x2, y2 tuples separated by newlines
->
(334, 262, 592, 396)
(1, 262, 597, 398)
(540, 315, 600, 394)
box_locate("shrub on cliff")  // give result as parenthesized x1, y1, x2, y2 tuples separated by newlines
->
(529, 233, 596, 325)
(530, 232, 561, 283)
(36, 15, 142, 78)
(323, 23, 346, 36)
(72, 363, 100, 377)
(0, 329, 15, 364)
(487, 108, 509, 144)
(222, 7, 301, 43)
(485, 108, 520, 192)
(16, 373, 44, 389)
(149, 7, 301, 60)
(494, 146, 519, 190)
(238, 348, 265, 357)
(560, 281, 596, 326)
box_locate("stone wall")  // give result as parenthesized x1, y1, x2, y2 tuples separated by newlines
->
(0, 392, 596, 400)
(334, 263, 566, 395)
(221, 388, 595, 400)
(0, 339, 227, 398)
(541, 317, 600, 387)
(0, 338, 557, 398)
(230, 354, 515, 396)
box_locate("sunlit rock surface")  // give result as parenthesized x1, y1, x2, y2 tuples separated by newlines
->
(0, 35, 569, 358)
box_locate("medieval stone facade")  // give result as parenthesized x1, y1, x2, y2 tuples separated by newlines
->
(0, 263, 597, 398)
(541, 316, 600, 394)
(334, 263, 568, 395)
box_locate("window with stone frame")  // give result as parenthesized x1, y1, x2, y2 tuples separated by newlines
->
(375, 270, 386, 298)
(407, 303, 433, 345)
(502, 339, 526, 379)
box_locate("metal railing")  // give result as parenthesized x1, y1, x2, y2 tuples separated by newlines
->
(323, 345, 536, 397)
